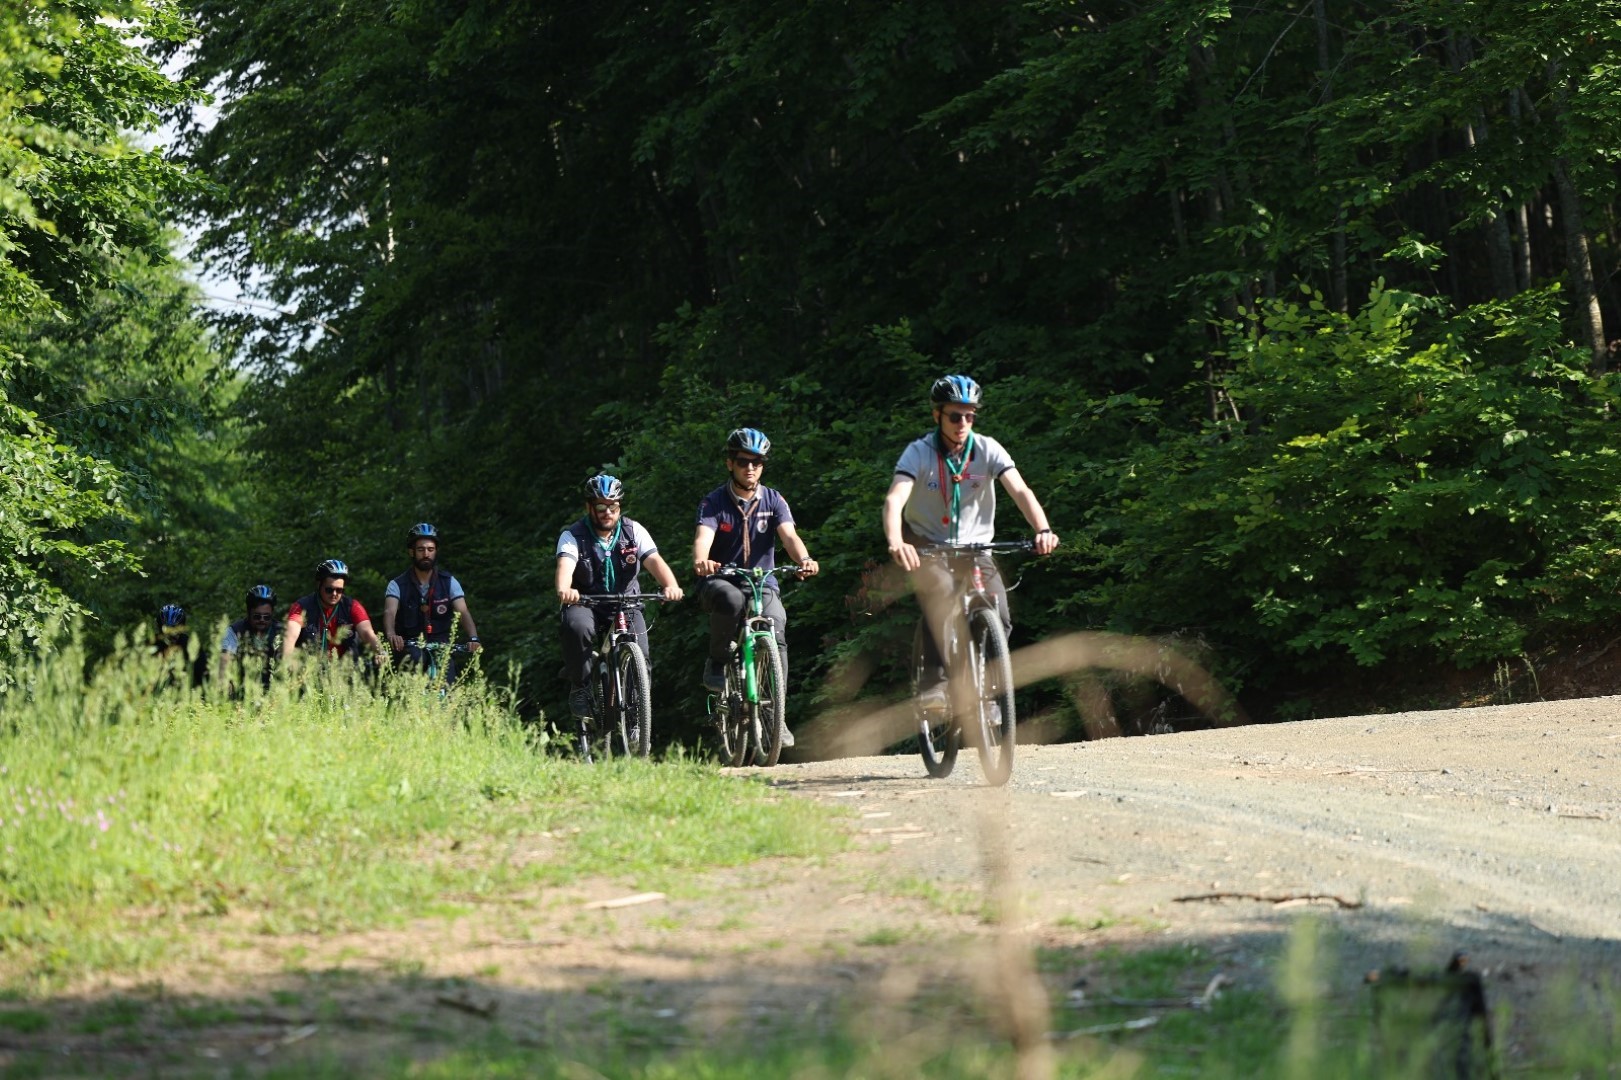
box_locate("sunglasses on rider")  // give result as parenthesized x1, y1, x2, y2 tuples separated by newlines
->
(322, 585, 345, 597)
(942, 410, 977, 425)
(592, 502, 620, 514)
(732, 456, 766, 469)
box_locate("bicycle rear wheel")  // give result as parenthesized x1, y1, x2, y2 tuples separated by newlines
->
(912, 620, 958, 778)
(749, 635, 787, 767)
(612, 642, 652, 758)
(967, 606, 1015, 786)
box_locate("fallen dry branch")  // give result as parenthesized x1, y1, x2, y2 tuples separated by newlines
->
(1173, 890, 1363, 909)
(435, 994, 499, 1019)
(1051, 1015, 1160, 1039)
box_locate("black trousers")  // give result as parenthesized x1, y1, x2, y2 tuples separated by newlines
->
(912, 553, 1010, 691)
(697, 577, 787, 668)
(559, 604, 649, 688)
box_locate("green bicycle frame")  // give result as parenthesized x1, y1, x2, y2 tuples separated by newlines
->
(736, 571, 773, 705)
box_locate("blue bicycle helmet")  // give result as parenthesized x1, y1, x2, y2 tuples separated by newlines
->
(316, 558, 349, 580)
(246, 584, 275, 607)
(930, 375, 982, 407)
(584, 474, 624, 501)
(158, 603, 187, 628)
(407, 522, 438, 545)
(725, 427, 771, 458)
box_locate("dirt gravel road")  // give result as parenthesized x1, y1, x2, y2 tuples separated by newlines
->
(770, 695, 1621, 1043)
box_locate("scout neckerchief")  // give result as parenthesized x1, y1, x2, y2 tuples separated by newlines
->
(316, 599, 344, 653)
(594, 518, 624, 592)
(934, 429, 976, 543)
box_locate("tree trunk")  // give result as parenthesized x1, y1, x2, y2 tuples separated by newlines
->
(1551, 155, 1607, 372)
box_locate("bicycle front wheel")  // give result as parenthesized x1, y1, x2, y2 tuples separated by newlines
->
(612, 642, 652, 759)
(748, 635, 788, 767)
(967, 606, 1015, 786)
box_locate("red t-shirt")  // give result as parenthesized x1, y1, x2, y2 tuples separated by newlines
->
(288, 599, 371, 655)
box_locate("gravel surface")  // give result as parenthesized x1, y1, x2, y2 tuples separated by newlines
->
(769, 695, 1621, 1045)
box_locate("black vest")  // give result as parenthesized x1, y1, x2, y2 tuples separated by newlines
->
(567, 516, 644, 595)
(228, 617, 281, 686)
(391, 568, 457, 643)
(293, 593, 363, 654)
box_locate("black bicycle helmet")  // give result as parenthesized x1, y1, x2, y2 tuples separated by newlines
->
(315, 558, 349, 580)
(584, 474, 624, 501)
(930, 374, 982, 407)
(724, 427, 771, 457)
(407, 522, 438, 545)
(246, 584, 275, 607)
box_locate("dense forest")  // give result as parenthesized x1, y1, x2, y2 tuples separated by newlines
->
(7, 0, 1621, 735)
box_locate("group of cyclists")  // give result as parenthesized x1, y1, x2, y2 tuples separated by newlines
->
(153, 523, 484, 696)
(151, 374, 1061, 757)
(554, 373, 1060, 752)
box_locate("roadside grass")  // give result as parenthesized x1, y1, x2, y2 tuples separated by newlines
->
(0, 640, 845, 985)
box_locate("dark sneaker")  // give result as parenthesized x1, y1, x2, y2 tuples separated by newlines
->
(701, 659, 727, 693)
(569, 686, 594, 720)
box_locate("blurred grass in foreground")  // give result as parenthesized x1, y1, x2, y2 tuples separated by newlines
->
(0, 635, 843, 982)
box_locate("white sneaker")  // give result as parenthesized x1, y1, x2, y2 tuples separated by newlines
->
(916, 685, 947, 711)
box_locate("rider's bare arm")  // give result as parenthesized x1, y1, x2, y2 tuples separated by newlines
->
(451, 596, 481, 651)
(883, 474, 920, 571)
(383, 594, 403, 651)
(354, 618, 382, 655)
(281, 615, 303, 660)
(555, 554, 580, 605)
(692, 524, 719, 577)
(777, 522, 818, 576)
(643, 551, 685, 601)
(998, 467, 1059, 555)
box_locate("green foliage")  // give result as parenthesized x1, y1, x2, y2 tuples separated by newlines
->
(1084, 284, 1621, 674)
(153, 0, 1621, 720)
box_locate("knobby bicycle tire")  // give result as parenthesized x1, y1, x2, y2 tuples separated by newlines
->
(967, 605, 1016, 786)
(582, 654, 614, 763)
(912, 620, 958, 778)
(750, 635, 788, 767)
(613, 641, 652, 759)
(717, 659, 750, 767)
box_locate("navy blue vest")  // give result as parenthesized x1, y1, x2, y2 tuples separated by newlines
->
(391, 568, 457, 642)
(293, 593, 363, 654)
(567, 517, 644, 595)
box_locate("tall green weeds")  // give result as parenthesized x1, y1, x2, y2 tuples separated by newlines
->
(0, 636, 842, 982)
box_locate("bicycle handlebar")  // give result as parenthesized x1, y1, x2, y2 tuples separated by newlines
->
(410, 641, 473, 654)
(915, 540, 1036, 556)
(712, 564, 812, 580)
(574, 594, 678, 607)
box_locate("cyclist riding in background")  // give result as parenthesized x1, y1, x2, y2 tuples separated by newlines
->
(382, 523, 482, 683)
(282, 559, 382, 662)
(881, 375, 1059, 709)
(556, 475, 684, 724)
(219, 584, 283, 692)
(155, 603, 208, 688)
(693, 427, 819, 748)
